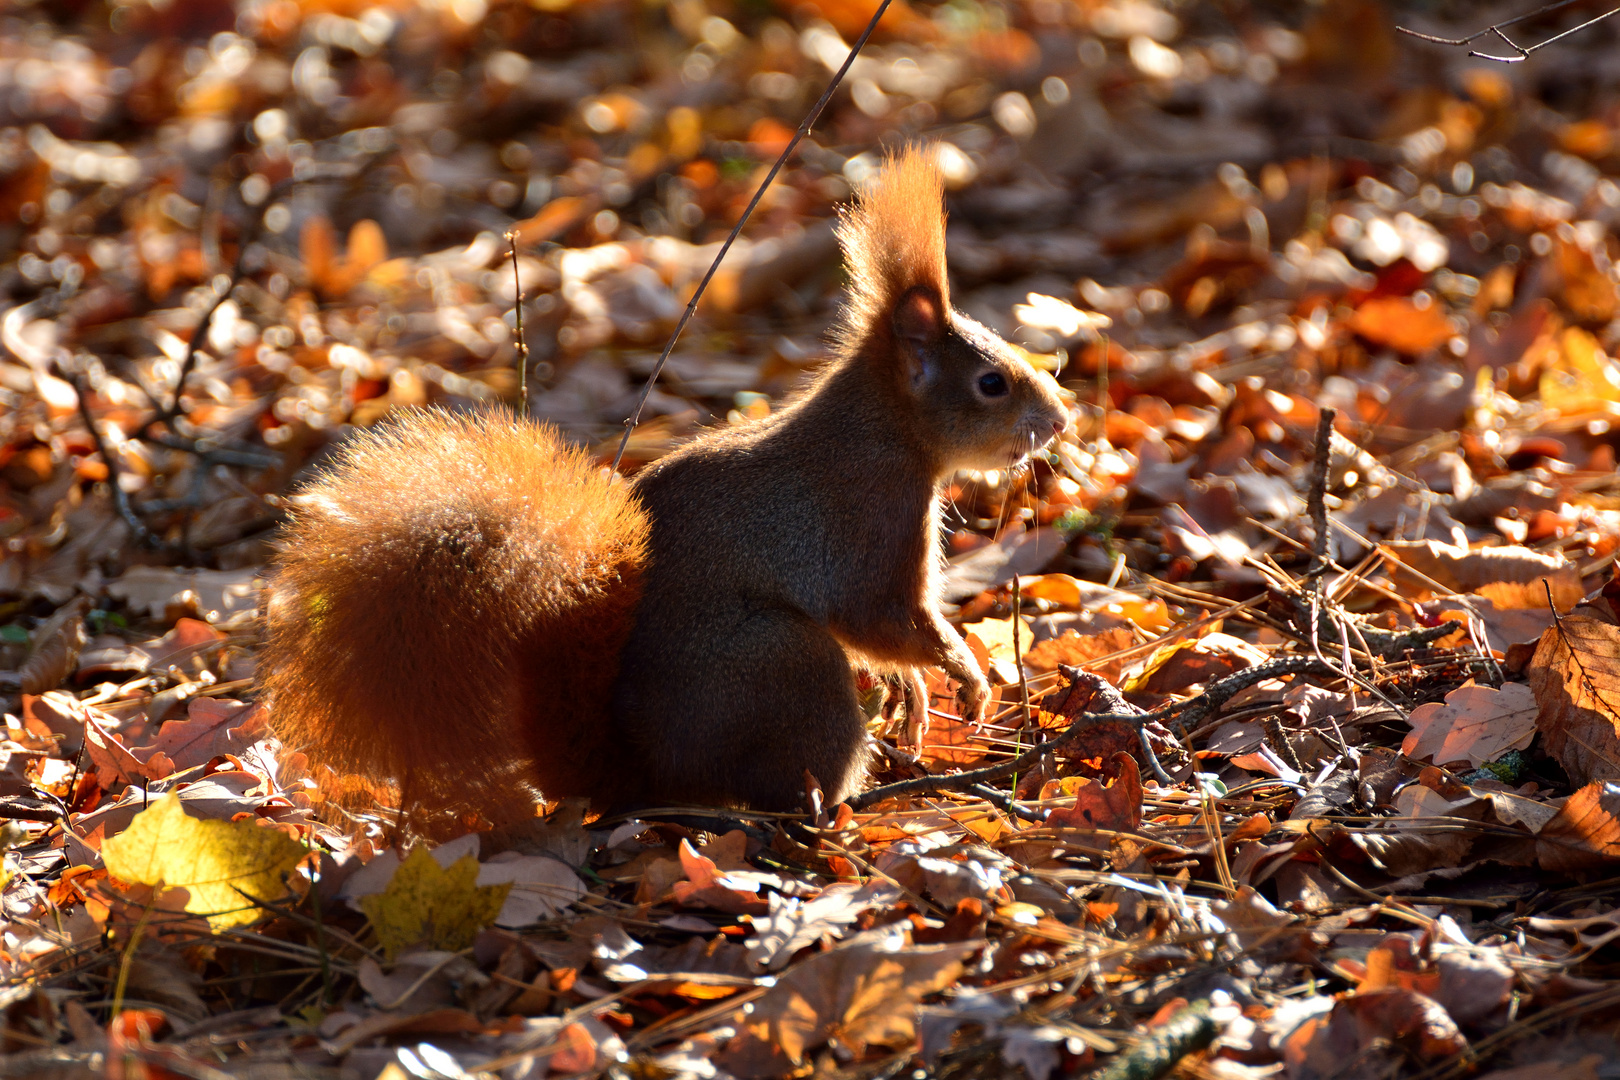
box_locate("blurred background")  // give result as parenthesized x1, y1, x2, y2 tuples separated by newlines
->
(6, 0, 1620, 599)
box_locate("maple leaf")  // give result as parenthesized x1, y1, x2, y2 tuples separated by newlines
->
(101, 792, 307, 930)
(357, 846, 512, 960)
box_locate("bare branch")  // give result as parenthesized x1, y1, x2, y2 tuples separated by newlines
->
(1397, 1, 1620, 62)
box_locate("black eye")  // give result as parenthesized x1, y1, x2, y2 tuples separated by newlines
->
(978, 371, 1008, 397)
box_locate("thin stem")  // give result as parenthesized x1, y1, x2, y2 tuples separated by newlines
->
(610, 0, 896, 473)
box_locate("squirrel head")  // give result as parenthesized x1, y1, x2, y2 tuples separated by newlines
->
(836, 147, 1070, 474)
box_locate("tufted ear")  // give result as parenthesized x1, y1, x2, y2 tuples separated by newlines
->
(892, 284, 945, 387)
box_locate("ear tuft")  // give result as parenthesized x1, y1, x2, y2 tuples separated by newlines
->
(834, 146, 949, 353)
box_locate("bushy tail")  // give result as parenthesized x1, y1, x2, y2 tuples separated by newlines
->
(261, 409, 647, 832)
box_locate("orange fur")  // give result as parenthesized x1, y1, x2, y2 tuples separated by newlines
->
(262, 147, 1066, 825)
(834, 147, 949, 350)
(260, 410, 646, 832)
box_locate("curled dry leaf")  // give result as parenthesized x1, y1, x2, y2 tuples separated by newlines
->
(1044, 751, 1143, 833)
(19, 597, 90, 695)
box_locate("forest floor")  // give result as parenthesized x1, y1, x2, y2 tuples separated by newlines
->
(8, 0, 1620, 1077)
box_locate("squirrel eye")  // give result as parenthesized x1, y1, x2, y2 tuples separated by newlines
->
(977, 371, 1009, 397)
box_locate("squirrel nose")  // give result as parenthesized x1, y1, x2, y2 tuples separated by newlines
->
(1051, 419, 1066, 437)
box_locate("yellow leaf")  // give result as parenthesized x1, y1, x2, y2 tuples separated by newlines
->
(358, 846, 511, 960)
(962, 616, 1033, 662)
(1541, 327, 1620, 416)
(101, 793, 307, 930)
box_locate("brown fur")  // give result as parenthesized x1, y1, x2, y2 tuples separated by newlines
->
(263, 146, 1066, 824)
(261, 411, 645, 829)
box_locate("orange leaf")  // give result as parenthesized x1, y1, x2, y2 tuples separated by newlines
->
(513, 195, 595, 246)
(1538, 781, 1620, 872)
(300, 215, 337, 295)
(1349, 295, 1453, 355)
(1045, 752, 1142, 832)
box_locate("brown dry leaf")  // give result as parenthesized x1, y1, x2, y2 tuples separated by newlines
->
(1526, 615, 1620, 786)
(20, 596, 89, 694)
(132, 700, 270, 773)
(1044, 751, 1142, 832)
(1338, 988, 1467, 1059)
(1400, 683, 1537, 768)
(1352, 784, 1479, 877)
(1476, 574, 1587, 612)
(1349, 296, 1455, 355)
(1382, 539, 1572, 596)
(671, 840, 768, 915)
(84, 712, 167, 785)
(1023, 626, 1135, 678)
(718, 928, 977, 1076)
(1537, 782, 1620, 872)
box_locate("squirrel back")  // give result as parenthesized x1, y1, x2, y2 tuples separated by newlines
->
(261, 410, 646, 827)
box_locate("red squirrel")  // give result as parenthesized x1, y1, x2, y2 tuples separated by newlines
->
(261, 148, 1069, 827)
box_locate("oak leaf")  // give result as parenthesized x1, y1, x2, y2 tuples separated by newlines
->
(1537, 782, 1620, 872)
(1401, 683, 1537, 769)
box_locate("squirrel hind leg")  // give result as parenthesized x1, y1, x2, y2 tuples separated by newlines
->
(619, 608, 870, 811)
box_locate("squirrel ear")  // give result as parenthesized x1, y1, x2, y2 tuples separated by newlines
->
(894, 284, 945, 344)
(893, 285, 945, 386)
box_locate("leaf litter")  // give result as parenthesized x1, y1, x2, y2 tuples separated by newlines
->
(14, 0, 1620, 1076)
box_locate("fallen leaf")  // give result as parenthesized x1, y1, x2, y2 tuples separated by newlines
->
(719, 926, 977, 1076)
(1045, 752, 1142, 832)
(1538, 782, 1620, 872)
(101, 792, 307, 930)
(671, 840, 769, 915)
(1527, 615, 1620, 786)
(358, 845, 512, 959)
(1350, 295, 1454, 355)
(132, 699, 271, 774)
(745, 880, 903, 972)
(1401, 682, 1538, 768)
(1023, 626, 1135, 678)
(1382, 540, 1572, 596)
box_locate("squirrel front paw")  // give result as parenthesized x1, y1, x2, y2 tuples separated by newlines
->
(954, 671, 990, 728)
